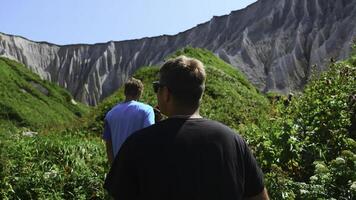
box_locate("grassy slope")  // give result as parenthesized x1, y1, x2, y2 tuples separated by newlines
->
(89, 47, 356, 199)
(0, 120, 107, 199)
(0, 48, 270, 199)
(0, 58, 107, 199)
(1, 46, 355, 199)
(261, 48, 356, 199)
(0, 57, 88, 129)
(87, 47, 270, 136)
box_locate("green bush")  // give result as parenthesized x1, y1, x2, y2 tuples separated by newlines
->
(0, 57, 89, 129)
(263, 58, 356, 199)
(2, 46, 356, 199)
(85, 47, 270, 136)
(0, 126, 108, 199)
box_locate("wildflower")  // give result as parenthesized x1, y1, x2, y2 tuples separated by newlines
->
(22, 131, 38, 137)
(351, 182, 356, 192)
(334, 157, 346, 165)
(315, 163, 328, 173)
(43, 170, 58, 179)
(310, 175, 318, 182)
(300, 189, 309, 195)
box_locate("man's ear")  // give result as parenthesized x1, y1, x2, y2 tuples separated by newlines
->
(162, 86, 171, 103)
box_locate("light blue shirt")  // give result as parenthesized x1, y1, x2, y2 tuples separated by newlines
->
(103, 100, 155, 157)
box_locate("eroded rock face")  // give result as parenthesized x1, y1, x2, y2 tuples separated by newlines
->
(1, 0, 356, 105)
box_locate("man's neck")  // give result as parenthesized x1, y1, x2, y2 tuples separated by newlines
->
(168, 108, 201, 119)
(125, 96, 138, 102)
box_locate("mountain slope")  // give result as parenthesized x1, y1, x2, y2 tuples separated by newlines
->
(87, 48, 270, 134)
(260, 46, 356, 199)
(1, 0, 356, 105)
(0, 57, 88, 128)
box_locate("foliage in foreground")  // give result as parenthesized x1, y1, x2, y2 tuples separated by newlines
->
(86, 47, 270, 136)
(261, 59, 356, 199)
(1, 47, 356, 199)
(0, 57, 103, 199)
(0, 57, 88, 129)
(0, 121, 108, 200)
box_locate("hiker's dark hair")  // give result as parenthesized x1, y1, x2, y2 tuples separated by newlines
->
(124, 77, 144, 98)
(159, 56, 206, 108)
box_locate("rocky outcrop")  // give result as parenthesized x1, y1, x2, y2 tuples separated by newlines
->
(1, 0, 356, 105)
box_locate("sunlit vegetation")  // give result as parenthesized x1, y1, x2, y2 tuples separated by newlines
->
(1, 46, 355, 199)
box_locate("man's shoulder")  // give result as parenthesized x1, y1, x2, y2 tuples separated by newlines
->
(105, 103, 124, 117)
(131, 101, 153, 112)
(127, 119, 171, 139)
(199, 118, 245, 141)
(109, 101, 152, 112)
(121, 122, 161, 147)
(134, 118, 236, 135)
(133, 119, 164, 134)
(201, 118, 236, 132)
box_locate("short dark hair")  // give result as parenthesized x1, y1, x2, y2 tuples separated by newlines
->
(159, 56, 206, 107)
(124, 77, 143, 98)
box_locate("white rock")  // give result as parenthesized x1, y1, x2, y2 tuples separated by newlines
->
(70, 99, 77, 105)
(22, 131, 38, 137)
(1, 0, 355, 105)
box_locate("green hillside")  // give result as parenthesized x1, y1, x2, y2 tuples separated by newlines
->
(88, 47, 356, 199)
(0, 57, 88, 129)
(0, 58, 106, 199)
(87, 47, 270, 135)
(260, 49, 356, 199)
(1, 46, 355, 199)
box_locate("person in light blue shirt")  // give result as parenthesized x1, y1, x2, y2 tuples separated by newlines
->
(103, 78, 155, 165)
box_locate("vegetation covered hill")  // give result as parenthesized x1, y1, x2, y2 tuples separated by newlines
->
(259, 47, 356, 199)
(0, 57, 88, 129)
(1, 46, 356, 199)
(86, 47, 356, 199)
(87, 47, 270, 135)
(0, 57, 106, 199)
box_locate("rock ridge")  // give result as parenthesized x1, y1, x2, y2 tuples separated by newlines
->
(1, 0, 355, 105)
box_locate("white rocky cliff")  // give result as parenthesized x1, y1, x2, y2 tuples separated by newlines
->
(1, 0, 356, 105)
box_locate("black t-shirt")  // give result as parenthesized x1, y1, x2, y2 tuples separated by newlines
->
(104, 118, 264, 200)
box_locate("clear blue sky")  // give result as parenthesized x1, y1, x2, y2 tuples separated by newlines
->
(0, 0, 257, 45)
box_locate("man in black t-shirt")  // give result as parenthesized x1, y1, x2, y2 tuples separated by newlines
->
(104, 56, 269, 200)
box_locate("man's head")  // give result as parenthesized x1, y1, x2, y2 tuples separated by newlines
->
(154, 56, 206, 116)
(124, 77, 144, 100)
